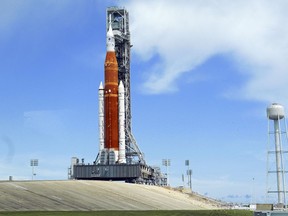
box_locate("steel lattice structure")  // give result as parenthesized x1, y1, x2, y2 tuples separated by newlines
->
(106, 7, 144, 164)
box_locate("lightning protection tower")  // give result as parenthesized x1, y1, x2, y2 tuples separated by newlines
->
(106, 7, 144, 164)
(267, 103, 288, 206)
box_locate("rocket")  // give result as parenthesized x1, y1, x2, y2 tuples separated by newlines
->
(98, 16, 126, 164)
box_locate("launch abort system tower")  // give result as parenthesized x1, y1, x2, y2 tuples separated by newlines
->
(70, 7, 166, 185)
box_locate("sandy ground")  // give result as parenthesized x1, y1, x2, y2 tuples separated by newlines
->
(0, 180, 221, 211)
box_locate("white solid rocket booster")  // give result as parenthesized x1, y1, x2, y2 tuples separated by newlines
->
(98, 73, 126, 164)
(98, 82, 105, 152)
(118, 81, 126, 163)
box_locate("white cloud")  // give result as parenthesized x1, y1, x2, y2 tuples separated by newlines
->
(125, 0, 288, 103)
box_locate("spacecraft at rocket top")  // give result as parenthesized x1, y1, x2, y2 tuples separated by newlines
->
(98, 16, 126, 165)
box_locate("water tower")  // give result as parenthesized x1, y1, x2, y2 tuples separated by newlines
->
(267, 103, 288, 206)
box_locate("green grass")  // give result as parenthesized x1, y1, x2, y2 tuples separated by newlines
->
(0, 210, 253, 216)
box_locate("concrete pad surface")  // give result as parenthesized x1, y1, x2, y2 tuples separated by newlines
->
(0, 180, 219, 211)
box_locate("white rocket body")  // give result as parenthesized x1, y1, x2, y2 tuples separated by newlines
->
(98, 82, 105, 152)
(118, 81, 126, 163)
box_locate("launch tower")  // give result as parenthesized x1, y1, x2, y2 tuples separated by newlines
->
(103, 7, 144, 164)
(70, 7, 166, 185)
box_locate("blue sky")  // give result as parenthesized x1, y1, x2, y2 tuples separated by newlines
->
(1, 0, 288, 203)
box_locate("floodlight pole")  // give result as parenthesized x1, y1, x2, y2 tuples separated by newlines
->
(162, 159, 171, 186)
(32, 165, 34, 180)
(185, 160, 192, 191)
(30, 159, 38, 180)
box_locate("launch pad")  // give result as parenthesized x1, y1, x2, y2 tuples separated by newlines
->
(72, 162, 165, 185)
(70, 7, 166, 185)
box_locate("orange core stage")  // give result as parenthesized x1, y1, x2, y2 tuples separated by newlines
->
(104, 51, 119, 151)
